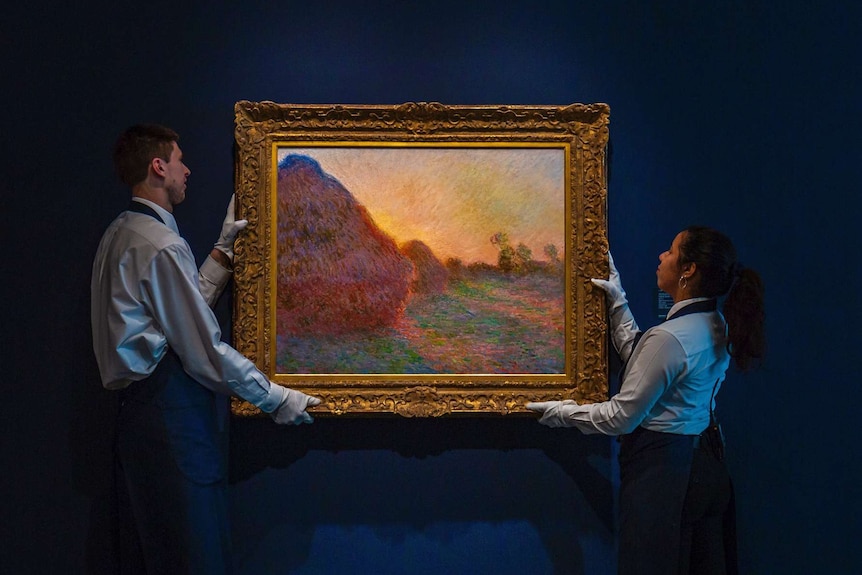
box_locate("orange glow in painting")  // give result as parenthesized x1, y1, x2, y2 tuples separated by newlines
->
(277, 146, 566, 265)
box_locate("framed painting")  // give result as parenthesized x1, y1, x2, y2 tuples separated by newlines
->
(232, 101, 610, 417)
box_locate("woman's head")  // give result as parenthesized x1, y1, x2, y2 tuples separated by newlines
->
(677, 225, 738, 299)
(656, 227, 736, 301)
(666, 225, 765, 370)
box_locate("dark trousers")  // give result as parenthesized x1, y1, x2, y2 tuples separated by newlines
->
(679, 431, 737, 575)
(618, 427, 736, 575)
(115, 350, 231, 575)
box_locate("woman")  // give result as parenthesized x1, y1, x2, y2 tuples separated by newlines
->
(528, 226, 765, 575)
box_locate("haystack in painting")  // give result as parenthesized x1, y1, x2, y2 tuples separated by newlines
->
(276, 154, 414, 336)
(400, 239, 449, 295)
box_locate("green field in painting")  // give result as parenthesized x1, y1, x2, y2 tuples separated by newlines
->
(276, 273, 565, 375)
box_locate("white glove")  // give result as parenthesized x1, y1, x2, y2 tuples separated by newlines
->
(591, 251, 640, 362)
(591, 251, 627, 304)
(213, 194, 248, 262)
(526, 400, 579, 428)
(270, 388, 322, 425)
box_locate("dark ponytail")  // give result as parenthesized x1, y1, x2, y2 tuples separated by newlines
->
(723, 267, 766, 371)
(679, 226, 766, 371)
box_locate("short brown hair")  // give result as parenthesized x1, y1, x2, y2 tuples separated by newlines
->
(113, 124, 179, 186)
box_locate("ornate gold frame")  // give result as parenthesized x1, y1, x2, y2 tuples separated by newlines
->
(232, 101, 609, 417)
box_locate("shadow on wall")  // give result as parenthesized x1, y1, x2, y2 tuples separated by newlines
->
(229, 416, 617, 574)
(67, 334, 123, 572)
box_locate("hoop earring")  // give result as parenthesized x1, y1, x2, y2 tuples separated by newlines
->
(678, 275, 688, 290)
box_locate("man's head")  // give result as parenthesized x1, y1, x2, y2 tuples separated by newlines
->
(113, 124, 179, 187)
(114, 124, 190, 211)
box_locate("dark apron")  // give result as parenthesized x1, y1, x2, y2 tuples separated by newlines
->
(116, 349, 231, 575)
(617, 299, 737, 575)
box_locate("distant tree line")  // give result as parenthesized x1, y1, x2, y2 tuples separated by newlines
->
(444, 231, 564, 279)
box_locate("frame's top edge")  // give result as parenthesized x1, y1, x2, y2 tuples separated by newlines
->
(234, 100, 610, 125)
(235, 100, 610, 109)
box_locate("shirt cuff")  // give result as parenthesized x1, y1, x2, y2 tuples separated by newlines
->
(257, 381, 288, 413)
(199, 255, 232, 306)
(200, 254, 232, 286)
(227, 374, 288, 413)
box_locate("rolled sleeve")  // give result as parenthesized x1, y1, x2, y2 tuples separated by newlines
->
(230, 376, 287, 413)
(198, 254, 232, 307)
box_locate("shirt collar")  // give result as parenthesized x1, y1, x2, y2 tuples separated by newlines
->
(131, 197, 179, 235)
(666, 296, 712, 320)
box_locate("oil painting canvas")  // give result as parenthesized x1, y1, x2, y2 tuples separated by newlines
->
(274, 145, 566, 376)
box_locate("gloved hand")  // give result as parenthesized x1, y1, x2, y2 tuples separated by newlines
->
(270, 388, 322, 425)
(526, 400, 579, 428)
(591, 251, 640, 362)
(590, 251, 627, 307)
(213, 194, 248, 262)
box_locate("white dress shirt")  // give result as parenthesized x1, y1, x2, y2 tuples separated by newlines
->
(91, 197, 286, 412)
(565, 297, 731, 436)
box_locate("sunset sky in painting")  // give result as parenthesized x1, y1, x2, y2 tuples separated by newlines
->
(277, 146, 566, 265)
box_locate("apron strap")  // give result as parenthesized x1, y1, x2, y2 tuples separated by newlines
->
(127, 200, 165, 224)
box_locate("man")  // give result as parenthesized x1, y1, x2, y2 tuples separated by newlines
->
(91, 124, 319, 573)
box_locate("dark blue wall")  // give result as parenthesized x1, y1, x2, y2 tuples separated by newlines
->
(3, 1, 860, 573)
